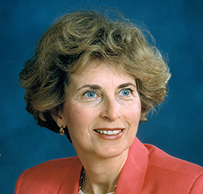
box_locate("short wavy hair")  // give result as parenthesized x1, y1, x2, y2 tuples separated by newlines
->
(20, 10, 171, 138)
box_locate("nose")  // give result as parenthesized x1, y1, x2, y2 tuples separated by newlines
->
(100, 97, 121, 121)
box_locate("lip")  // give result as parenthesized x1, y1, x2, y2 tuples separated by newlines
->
(93, 128, 124, 140)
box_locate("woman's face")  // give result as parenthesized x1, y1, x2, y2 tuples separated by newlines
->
(57, 61, 141, 159)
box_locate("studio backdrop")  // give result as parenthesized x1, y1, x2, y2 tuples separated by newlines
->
(0, 0, 203, 193)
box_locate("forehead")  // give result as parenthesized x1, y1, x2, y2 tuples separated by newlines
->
(70, 61, 135, 84)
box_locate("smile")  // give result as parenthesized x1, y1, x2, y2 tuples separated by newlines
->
(94, 129, 123, 135)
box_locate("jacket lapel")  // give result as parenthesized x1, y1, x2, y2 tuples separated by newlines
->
(115, 137, 148, 194)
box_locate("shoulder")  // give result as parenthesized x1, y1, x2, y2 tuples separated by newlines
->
(144, 144, 203, 176)
(22, 156, 81, 178)
(143, 144, 203, 193)
(15, 156, 82, 194)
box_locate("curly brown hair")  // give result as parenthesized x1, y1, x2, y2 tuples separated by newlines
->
(20, 10, 171, 138)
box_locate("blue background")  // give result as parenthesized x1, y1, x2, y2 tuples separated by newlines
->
(0, 0, 203, 193)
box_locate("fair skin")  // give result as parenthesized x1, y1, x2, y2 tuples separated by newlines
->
(53, 61, 141, 194)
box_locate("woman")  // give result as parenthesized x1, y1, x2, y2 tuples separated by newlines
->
(16, 10, 203, 194)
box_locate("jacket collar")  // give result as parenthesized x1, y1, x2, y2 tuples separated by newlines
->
(59, 157, 82, 193)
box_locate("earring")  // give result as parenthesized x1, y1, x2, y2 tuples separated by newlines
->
(59, 127, 65, 136)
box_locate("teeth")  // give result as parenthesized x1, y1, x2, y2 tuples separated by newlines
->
(95, 130, 122, 135)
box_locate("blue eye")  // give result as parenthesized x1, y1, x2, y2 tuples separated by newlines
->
(120, 89, 131, 96)
(84, 91, 96, 98)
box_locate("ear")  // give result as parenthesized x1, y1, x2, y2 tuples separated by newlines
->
(51, 111, 66, 128)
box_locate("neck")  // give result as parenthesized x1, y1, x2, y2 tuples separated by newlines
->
(78, 149, 129, 194)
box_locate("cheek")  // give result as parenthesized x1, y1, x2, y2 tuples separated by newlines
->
(127, 100, 141, 124)
(64, 105, 82, 127)
(63, 103, 93, 133)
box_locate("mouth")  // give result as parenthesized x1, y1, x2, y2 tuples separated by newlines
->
(94, 128, 124, 136)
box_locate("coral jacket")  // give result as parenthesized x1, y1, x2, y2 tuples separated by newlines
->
(15, 137, 203, 194)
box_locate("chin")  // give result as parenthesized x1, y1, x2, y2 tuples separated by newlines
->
(94, 144, 130, 159)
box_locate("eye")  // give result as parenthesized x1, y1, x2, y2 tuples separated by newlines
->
(83, 91, 97, 98)
(119, 89, 131, 96)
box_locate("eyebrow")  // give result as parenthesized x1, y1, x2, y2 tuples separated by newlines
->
(117, 82, 136, 89)
(76, 84, 102, 91)
(77, 82, 136, 92)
